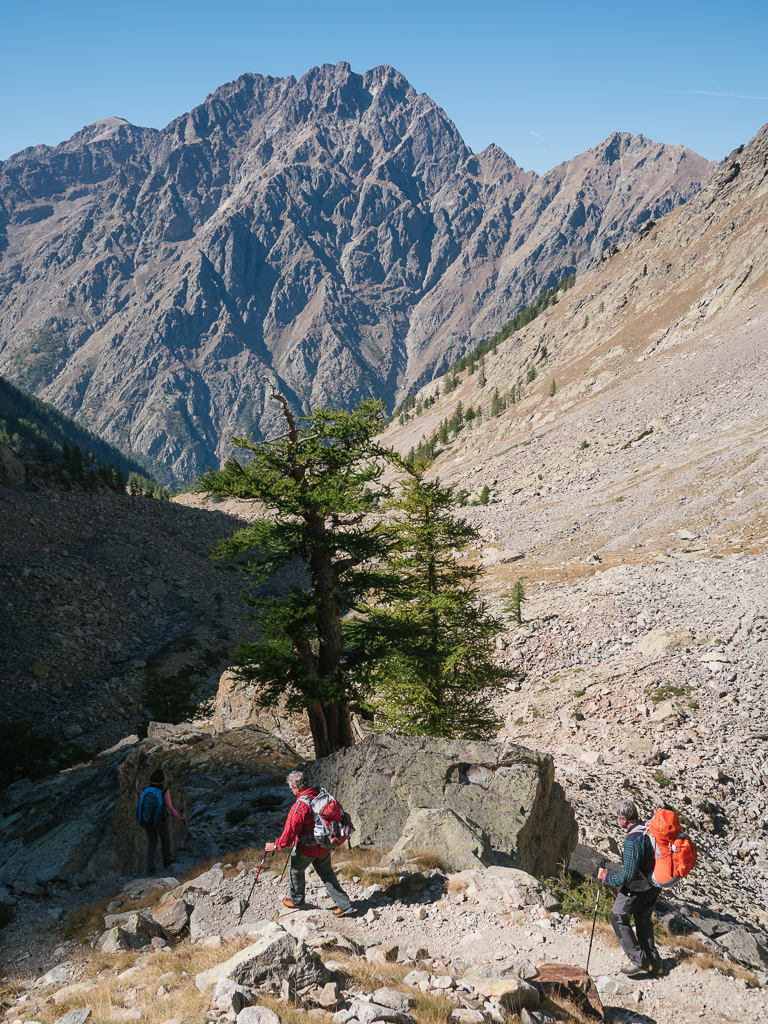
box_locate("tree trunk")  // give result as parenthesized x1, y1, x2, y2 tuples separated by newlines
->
(307, 698, 355, 758)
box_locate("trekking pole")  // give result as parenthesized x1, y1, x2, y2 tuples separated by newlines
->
(586, 859, 606, 976)
(279, 841, 296, 883)
(237, 851, 267, 924)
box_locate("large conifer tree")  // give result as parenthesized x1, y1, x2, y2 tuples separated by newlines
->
(198, 386, 393, 758)
(348, 467, 507, 738)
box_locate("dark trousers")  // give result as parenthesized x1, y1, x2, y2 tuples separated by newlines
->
(144, 821, 171, 874)
(610, 887, 661, 967)
(289, 850, 351, 911)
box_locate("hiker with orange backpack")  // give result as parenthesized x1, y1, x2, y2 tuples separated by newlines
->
(598, 800, 697, 977)
(264, 770, 353, 917)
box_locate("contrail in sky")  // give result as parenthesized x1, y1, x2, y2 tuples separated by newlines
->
(679, 90, 768, 100)
(529, 131, 553, 148)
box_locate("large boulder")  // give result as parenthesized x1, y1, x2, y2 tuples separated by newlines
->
(195, 922, 329, 994)
(390, 807, 495, 871)
(304, 735, 577, 877)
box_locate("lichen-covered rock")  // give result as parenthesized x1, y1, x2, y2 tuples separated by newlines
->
(101, 912, 170, 952)
(390, 807, 495, 871)
(305, 735, 576, 877)
(195, 922, 329, 993)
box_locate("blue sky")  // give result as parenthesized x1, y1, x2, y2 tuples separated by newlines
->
(1, 0, 766, 174)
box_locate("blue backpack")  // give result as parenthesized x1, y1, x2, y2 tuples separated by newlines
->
(136, 786, 164, 828)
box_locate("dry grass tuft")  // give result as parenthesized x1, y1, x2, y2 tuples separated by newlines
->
(328, 950, 411, 990)
(446, 876, 469, 892)
(176, 844, 275, 882)
(572, 919, 620, 947)
(539, 994, 600, 1024)
(410, 990, 455, 1024)
(404, 848, 450, 873)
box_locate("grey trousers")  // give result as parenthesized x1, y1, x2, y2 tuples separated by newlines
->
(609, 887, 661, 967)
(289, 850, 351, 912)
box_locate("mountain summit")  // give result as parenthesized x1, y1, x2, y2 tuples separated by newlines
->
(0, 62, 714, 483)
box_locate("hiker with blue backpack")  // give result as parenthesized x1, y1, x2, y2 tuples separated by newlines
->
(136, 768, 186, 876)
(264, 770, 353, 916)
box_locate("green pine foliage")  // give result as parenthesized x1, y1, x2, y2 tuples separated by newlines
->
(347, 469, 507, 739)
(478, 484, 490, 505)
(127, 472, 171, 499)
(477, 356, 487, 388)
(0, 720, 91, 790)
(0, 375, 161, 491)
(549, 379, 557, 397)
(506, 578, 526, 625)
(198, 393, 396, 757)
(526, 366, 537, 383)
(447, 273, 575, 380)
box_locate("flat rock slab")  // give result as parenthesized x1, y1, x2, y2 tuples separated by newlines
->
(54, 1012, 92, 1024)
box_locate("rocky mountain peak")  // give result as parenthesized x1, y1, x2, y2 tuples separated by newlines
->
(0, 64, 715, 484)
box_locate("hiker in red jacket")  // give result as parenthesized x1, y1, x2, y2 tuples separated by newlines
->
(265, 770, 352, 916)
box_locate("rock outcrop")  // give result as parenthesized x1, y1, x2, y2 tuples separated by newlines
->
(0, 722, 300, 884)
(213, 670, 314, 759)
(0, 63, 713, 485)
(304, 735, 577, 877)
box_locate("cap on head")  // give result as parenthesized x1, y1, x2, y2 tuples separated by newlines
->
(150, 768, 165, 785)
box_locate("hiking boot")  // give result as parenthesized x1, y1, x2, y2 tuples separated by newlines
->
(620, 962, 648, 977)
(333, 907, 350, 917)
(647, 959, 665, 978)
(282, 897, 304, 909)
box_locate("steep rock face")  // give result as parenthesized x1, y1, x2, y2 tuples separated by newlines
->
(0, 63, 713, 483)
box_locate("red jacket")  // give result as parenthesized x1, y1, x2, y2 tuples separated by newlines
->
(274, 786, 328, 858)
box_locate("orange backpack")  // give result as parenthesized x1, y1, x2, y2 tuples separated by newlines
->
(645, 809, 697, 887)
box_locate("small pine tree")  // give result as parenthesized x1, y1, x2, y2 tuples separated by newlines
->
(347, 469, 506, 738)
(549, 379, 556, 397)
(438, 419, 449, 445)
(465, 406, 476, 426)
(643, 264, 647, 276)
(478, 356, 486, 388)
(510, 389, 516, 406)
(491, 388, 501, 417)
(506, 578, 526, 625)
(582, 316, 589, 330)
(526, 366, 537, 383)
(479, 484, 490, 505)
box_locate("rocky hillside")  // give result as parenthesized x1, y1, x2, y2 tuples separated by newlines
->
(0, 62, 713, 484)
(375, 118, 768, 932)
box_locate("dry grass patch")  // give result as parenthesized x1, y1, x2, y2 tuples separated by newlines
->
(64, 891, 153, 943)
(328, 951, 411, 991)
(38, 935, 257, 1024)
(403, 849, 450, 873)
(409, 990, 455, 1024)
(177, 845, 275, 883)
(572, 919, 620, 947)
